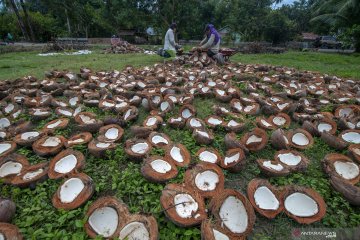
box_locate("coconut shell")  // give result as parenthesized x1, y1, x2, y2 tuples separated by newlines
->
(186, 117, 206, 131)
(0, 141, 17, 158)
(184, 162, 224, 198)
(65, 132, 93, 148)
(339, 129, 360, 145)
(274, 150, 309, 172)
(220, 148, 246, 172)
(85, 196, 130, 238)
(97, 124, 124, 143)
(256, 159, 290, 177)
(270, 129, 290, 150)
(124, 139, 152, 161)
(0, 199, 16, 223)
(13, 131, 44, 147)
(315, 118, 337, 135)
(192, 129, 214, 145)
(196, 147, 222, 165)
(130, 125, 153, 138)
(247, 178, 284, 219)
(224, 120, 245, 133)
(143, 115, 163, 130)
(224, 132, 248, 153)
(88, 140, 117, 158)
(301, 120, 318, 137)
(329, 174, 360, 206)
(42, 118, 69, 132)
(180, 104, 196, 119)
(165, 143, 191, 167)
(0, 154, 30, 183)
(201, 219, 241, 240)
(148, 132, 172, 148)
(160, 183, 207, 227)
(205, 115, 225, 129)
(255, 117, 276, 130)
(11, 162, 48, 188)
(141, 156, 178, 183)
(241, 128, 268, 152)
(48, 149, 85, 179)
(118, 214, 159, 240)
(0, 223, 23, 240)
(348, 144, 360, 164)
(320, 132, 348, 150)
(167, 116, 186, 129)
(208, 189, 255, 238)
(122, 106, 139, 122)
(32, 135, 65, 156)
(283, 186, 326, 224)
(29, 107, 52, 120)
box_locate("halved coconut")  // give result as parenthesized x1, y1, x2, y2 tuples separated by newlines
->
(334, 105, 358, 119)
(193, 129, 214, 145)
(329, 174, 360, 206)
(167, 116, 186, 129)
(241, 128, 268, 152)
(220, 148, 246, 172)
(180, 105, 196, 119)
(208, 189, 255, 238)
(255, 117, 276, 130)
(274, 150, 309, 172)
(11, 162, 48, 188)
(14, 131, 43, 147)
(32, 135, 65, 156)
(315, 118, 337, 135)
(0, 141, 17, 157)
(323, 153, 360, 184)
(48, 149, 85, 179)
(143, 115, 163, 130)
(122, 106, 139, 122)
(196, 147, 222, 165)
(52, 173, 94, 210)
(283, 186, 326, 224)
(184, 162, 225, 198)
(158, 99, 174, 114)
(224, 132, 248, 153)
(7, 120, 33, 136)
(84, 196, 130, 238)
(0, 154, 29, 183)
(141, 156, 178, 183)
(186, 117, 206, 131)
(224, 119, 245, 133)
(74, 112, 103, 133)
(99, 99, 116, 111)
(43, 118, 69, 132)
(230, 99, 243, 113)
(256, 159, 290, 177)
(88, 140, 117, 158)
(247, 178, 284, 219)
(0, 117, 11, 130)
(0, 199, 16, 223)
(55, 107, 74, 117)
(269, 113, 291, 128)
(129, 125, 153, 138)
(118, 214, 158, 240)
(205, 115, 224, 129)
(242, 103, 260, 115)
(348, 144, 360, 164)
(160, 183, 207, 227)
(201, 219, 239, 240)
(125, 139, 152, 161)
(288, 129, 314, 150)
(339, 130, 360, 144)
(321, 131, 348, 150)
(0, 223, 23, 240)
(97, 124, 124, 143)
(29, 107, 52, 120)
(65, 132, 93, 148)
(165, 143, 191, 167)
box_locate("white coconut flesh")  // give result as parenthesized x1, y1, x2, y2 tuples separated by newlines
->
(152, 135, 168, 145)
(278, 153, 302, 166)
(96, 142, 111, 149)
(105, 128, 119, 140)
(174, 194, 199, 218)
(160, 102, 170, 111)
(150, 160, 172, 173)
(341, 132, 360, 144)
(170, 147, 184, 163)
(233, 102, 242, 111)
(0, 233, 4, 240)
(131, 142, 149, 154)
(0, 161, 23, 177)
(339, 108, 353, 118)
(353, 148, 360, 156)
(68, 138, 84, 144)
(0, 132, 6, 138)
(208, 117, 222, 125)
(42, 137, 61, 147)
(224, 153, 240, 165)
(59, 177, 85, 203)
(22, 168, 44, 180)
(212, 229, 230, 240)
(196, 130, 209, 138)
(228, 120, 240, 127)
(171, 117, 182, 122)
(124, 109, 132, 120)
(80, 115, 96, 124)
(284, 193, 319, 217)
(254, 186, 279, 210)
(47, 120, 63, 129)
(195, 170, 219, 191)
(182, 109, 192, 119)
(263, 161, 284, 171)
(333, 161, 359, 180)
(219, 196, 248, 234)
(119, 222, 150, 240)
(272, 117, 286, 126)
(21, 131, 40, 140)
(59, 109, 72, 116)
(292, 133, 309, 146)
(4, 103, 15, 113)
(317, 123, 332, 133)
(33, 109, 49, 115)
(199, 151, 217, 163)
(146, 117, 157, 126)
(277, 103, 289, 110)
(69, 97, 78, 106)
(89, 207, 119, 237)
(261, 119, 272, 127)
(54, 154, 77, 173)
(244, 105, 255, 112)
(246, 135, 263, 145)
(0, 118, 11, 129)
(190, 118, 202, 127)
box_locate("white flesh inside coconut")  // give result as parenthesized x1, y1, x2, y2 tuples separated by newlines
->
(261, 119, 272, 127)
(89, 207, 119, 237)
(317, 123, 332, 133)
(146, 117, 157, 126)
(22, 168, 44, 180)
(0, 161, 22, 177)
(69, 97, 78, 106)
(152, 135, 168, 145)
(42, 137, 61, 147)
(353, 148, 360, 156)
(0, 143, 11, 154)
(199, 151, 217, 163)
(334, 161, 359, 180)
(150, 160, 172, 173)
(54, 154, 77, 173)
(4, 103, 14, 113)
(208, 117, 222, 125)
(246, 135, 262, 145)
(0, 132, 5, 138)
(80, 115, 96, 124)
(47, 120, 62, 129)
(339, 108, 353, 118)
(292, 133, 309, 146)
(59, 109, 72, 116)
(68, 138, 84, 144)
(119, 222, 150, 240)
(96, 142, 111, 148)
(224, 153, 240, 166)
(195, 170, 219, 191)
(263, 161, 284, 171)
(182, 109, 192, 119)
(124, 109, 132, 120)
(105, 128, 119, 140)
(190, 118, 202, 128)
(59, 177, 85, 203)
(254, 186, 279, 210)
(0, 233, 4, 240)
(131, 142, 149, 154)
(170, 147, 184, 163)
(219, 196, 248, 234)
(196, 130, 209, 138)
(212, 229, 229, 240)
(0, 118, 11, 129)
(284, 192, 319, 217)
(21, 131, 40, 140)
(174, 194, 199, 218)
(272, 117, 286, 126)
(244, 105, 255, 112)
(341, 132, 360, 144)
(277, 153, 301, 166)
(228, 120, 240, 127)
(160, 102, 170, 111)
(233, 102, 242, 111)
(33, 109, 49, 115)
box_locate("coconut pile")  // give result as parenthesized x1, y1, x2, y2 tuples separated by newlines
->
(104, 41, 144, 54)
(0, 60, 359, 238)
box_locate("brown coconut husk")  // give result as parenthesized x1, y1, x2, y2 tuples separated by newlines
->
(165, 143, 191, 167)
(122, 106, 139, 122)
(167, 116, 186, 129)
(270, 129, 290, 150)
(0, 141, 16, 158)
(97, 124, 124, 143)
(160, 183, 207, 227)
(201, 219, 242, 240)
(241, 128, 268, 152)
(74, 112, 104, 133)
(0, 199, 16, 223)
(143, 115, 163, 130)
(219, 148, 246, 172)
(124, 139, 152, 161)
(129, 125, 153, 138)
(205, 115, 225, 129)
(247, 178, 284, 219)
(55, 107, 74, 117)
(184, 162, 225, 198)
(48, 149, 85, 179)
(224, 132, 248, 153)
(141, 156, 178, 183)
(11, 162, 48, 188)
(255, 117, 276, 130)
(315, 118, 337, 135)
(0, 223, 23, 240)
(148, 132, 172, 148)
(329, 174, 360, 206)
(320, 132, 348, 150)
(13, 131, 44, 147)
(348, 144, 360, 164)
(186, 117, 206, 131)
(118, 214, 159, 240)
(65, 132, 93, 148)
(32, 135, 65, 156)
(0, 153, 29, 184)
(269, 113, 291, 128)
(52, 173, 94, 210)
(88, 140, 117, 158)
(224, 119, 246, 133)
(193, 129, 214, 145)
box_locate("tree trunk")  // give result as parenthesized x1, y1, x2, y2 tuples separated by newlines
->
(64, 7, 71, 35)
(8, 0, 29, 40)
(20, 0, 36, 42)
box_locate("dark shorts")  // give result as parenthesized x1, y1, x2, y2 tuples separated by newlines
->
(207, 49, 216, 58)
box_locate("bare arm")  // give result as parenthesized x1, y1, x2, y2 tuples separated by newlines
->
(200, 34, 215, 50)
(199, 36, 207, 46)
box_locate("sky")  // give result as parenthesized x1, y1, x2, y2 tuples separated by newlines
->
(272, 0, 297, 9)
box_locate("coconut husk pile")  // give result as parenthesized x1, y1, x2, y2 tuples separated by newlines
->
(104, 41, 144, 54)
